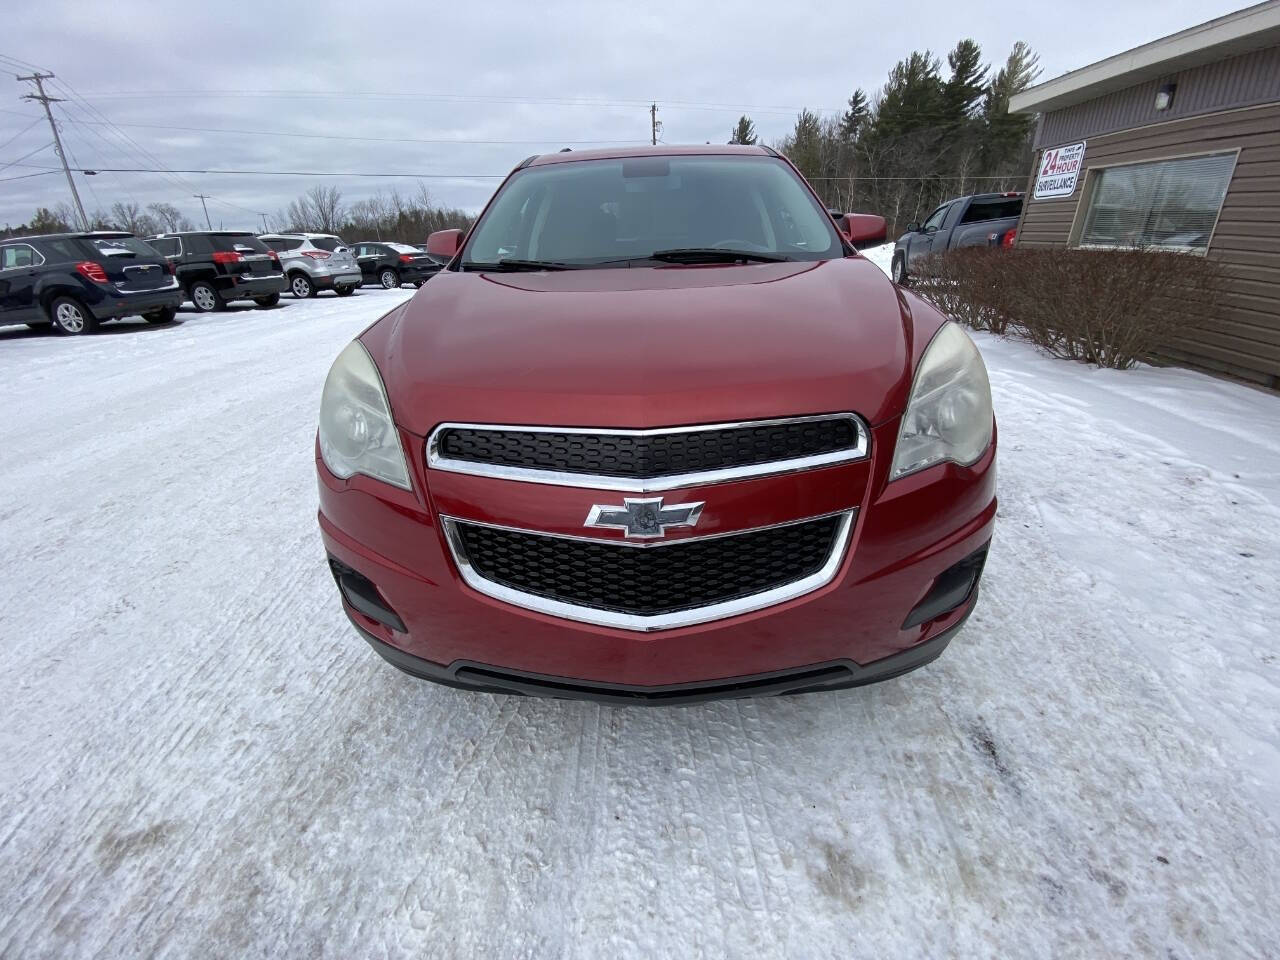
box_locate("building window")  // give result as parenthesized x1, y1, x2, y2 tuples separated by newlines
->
(1077, 152, 1235, 253)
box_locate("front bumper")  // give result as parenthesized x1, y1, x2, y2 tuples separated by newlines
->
(317, 418, 997, 699)
(351, 593, 975, 704)
(90, 285, 184, 319)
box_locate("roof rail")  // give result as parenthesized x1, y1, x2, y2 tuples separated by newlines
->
(515, 155, 538, 169)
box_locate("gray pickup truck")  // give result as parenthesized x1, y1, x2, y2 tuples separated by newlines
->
(891, 192, 1023, 284)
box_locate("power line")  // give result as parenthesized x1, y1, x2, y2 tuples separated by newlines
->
(0, 140, 52, 173)
(18, 163, 508, 179)
(67, 88, 844, 115)
(0, 116, 43, 155)
(45, 77, 261, 226)
(56, 116, 646, 146)
(0, 169, 57, 183)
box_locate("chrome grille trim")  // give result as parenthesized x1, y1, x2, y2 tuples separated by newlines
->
(425, 414, 870, 492)
(440, 509, 856, 632)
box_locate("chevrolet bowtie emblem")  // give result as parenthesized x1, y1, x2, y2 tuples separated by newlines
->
(584, 496, 704, 539)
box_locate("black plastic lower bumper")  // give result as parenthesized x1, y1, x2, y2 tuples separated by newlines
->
(217, 274, 287, 300)
(349, 588, 975, 706)
(91, 287, 184, 319)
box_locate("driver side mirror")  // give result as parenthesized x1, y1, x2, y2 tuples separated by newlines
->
(426, 229, 464, 259)
(905, 222, 920, 234)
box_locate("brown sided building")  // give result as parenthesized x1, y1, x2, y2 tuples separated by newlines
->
(1009, 1, 1280, 388)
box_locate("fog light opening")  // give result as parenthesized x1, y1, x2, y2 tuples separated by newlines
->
(902, 543, 989, 629)
(328, 557, 407, 633)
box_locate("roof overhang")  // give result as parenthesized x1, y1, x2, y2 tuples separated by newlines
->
(1010, 0, 1280, 114)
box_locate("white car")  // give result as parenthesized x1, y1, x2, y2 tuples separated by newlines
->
(258, 233, 363, 299)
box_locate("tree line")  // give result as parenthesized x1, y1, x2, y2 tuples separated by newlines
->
(736, 39, 1041, 233)
(1, 183, 476, 244)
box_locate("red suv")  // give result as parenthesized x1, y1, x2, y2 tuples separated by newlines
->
(315, 146, 996, 704)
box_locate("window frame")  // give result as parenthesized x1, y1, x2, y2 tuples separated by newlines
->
(0, 243, 45, 270)
(1068, 147, 1239, 257)
(921, 203, 951, 233)
(149, 236, 184, 258)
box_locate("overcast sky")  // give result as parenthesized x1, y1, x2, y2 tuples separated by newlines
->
(0, 0, 1253, 231)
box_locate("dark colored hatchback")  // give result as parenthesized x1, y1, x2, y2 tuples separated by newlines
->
(146, 231, 286, 312)
(353, 242, 443, 288)
(0, 232, 183, 335)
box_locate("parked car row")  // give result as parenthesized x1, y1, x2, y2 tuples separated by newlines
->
(1, 228, 459, 334)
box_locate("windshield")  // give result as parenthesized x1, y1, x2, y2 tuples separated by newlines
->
(87, 235, 158, 258)
(462, 154, 842, 267)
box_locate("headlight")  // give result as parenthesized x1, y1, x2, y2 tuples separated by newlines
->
(318, 341, 412, 489)
(889, 322, 993, 480)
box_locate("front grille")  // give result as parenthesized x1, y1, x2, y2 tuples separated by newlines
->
(452, 515, 843, 617)
(432, 416, 863, 482)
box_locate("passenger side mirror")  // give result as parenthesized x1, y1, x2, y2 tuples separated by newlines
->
(841, 213, 887, 250)
(426, 229, 464, 259)
(905, 222, 920, 234)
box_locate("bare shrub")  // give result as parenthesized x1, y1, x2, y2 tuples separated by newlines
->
(913, 249, 1012, 335)
(914, 248, 1225, 370)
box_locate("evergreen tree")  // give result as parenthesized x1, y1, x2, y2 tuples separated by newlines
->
(867, 51, 944, 140)
(981, 41, 1042, 174)
(728, 115, 758, 145)
(943, 39, 988, 123)
(838, 89, 870, 142)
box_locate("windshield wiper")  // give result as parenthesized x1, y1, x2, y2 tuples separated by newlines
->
(649, 248, 790, 264)
(461, 259, 576, 272)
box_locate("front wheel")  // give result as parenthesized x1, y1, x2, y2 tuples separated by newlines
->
(49, 296, 96, 335)
(379, 268, 400, 289)
(189, 281, 223, 312)
(253, 293, 281, 308)
(891, 254, 908, 286)
(335, 285, 356, 297)
(290, 274, 316, 299)
(143, 306, 181, 325)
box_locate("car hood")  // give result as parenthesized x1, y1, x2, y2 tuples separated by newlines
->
(364, 256, 919, 436)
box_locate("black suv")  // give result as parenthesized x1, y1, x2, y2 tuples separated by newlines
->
(353, 242, 443, 288)
(0, 232, 183, 335)
(146, 231, 286, 312)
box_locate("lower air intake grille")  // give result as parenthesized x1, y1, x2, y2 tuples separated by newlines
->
(452, 515, 843, 617)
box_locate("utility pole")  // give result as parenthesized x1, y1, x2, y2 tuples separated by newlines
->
(17, 72, 89, 232)
(258, 212, 269, 233)
(650, 103, 661, 146)
(194, 194, 213, 230)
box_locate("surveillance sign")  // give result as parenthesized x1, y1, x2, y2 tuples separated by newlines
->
(1033, 141, 1086, 199)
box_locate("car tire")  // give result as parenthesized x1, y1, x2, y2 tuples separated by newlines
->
(379, 268, 400, 289)
(412, 280, 425, 288)
(253, 294, 281, 308)
(335, 285, 356, 297)
(143, 306, 181, 325)
(48, 296, 96, 335)
(290, 273, 316, 299)
(891, 254, 908, 286)
(189, 281, 224, 313)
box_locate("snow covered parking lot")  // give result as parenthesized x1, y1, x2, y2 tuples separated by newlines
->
(2, 279, 1279, 959)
